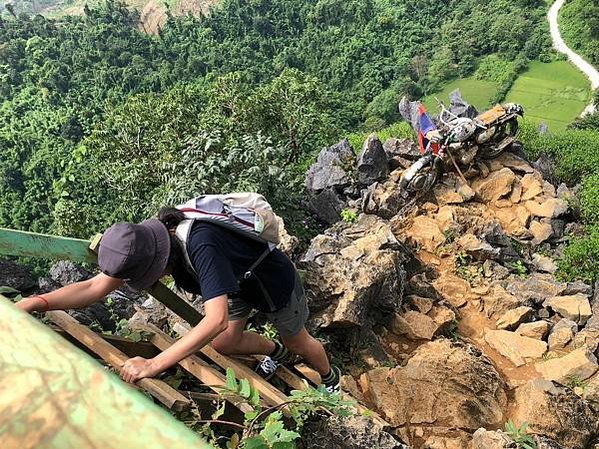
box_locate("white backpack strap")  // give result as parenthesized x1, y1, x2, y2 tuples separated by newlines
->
(175, 219, 197, 276)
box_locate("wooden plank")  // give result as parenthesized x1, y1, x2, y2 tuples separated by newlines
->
(0, 227, 98, 263)
(46, 311, 191, 412)
(172, 323, 289, 409)
(51, 327, 160, 359)
(139, 323, 253, 414)
(147, 282, 202, 326)
(252, 356, 309, 391)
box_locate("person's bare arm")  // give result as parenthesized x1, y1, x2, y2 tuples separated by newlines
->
(16, 273, 124, 313)
(120, 295, 228, 383)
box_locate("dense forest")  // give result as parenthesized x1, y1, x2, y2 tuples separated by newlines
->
(560, 0, 599, 68)
(0, 0, 553, 240)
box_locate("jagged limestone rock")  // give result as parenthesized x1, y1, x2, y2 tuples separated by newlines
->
(301, 214, 409, 331)
(516, 321, 552, 340)
(484, 330, 547, 366)
(511, 379, 597, 449)
(305, 139, 355, 193)
(543, 294, 592, 325)
(535, 347, 598, 384)
(357, 134, 388, 186)
(360, 340, 506, 444)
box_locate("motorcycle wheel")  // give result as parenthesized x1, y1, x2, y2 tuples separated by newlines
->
(480, 118, 519, 159)
(399, 158, 442, 198)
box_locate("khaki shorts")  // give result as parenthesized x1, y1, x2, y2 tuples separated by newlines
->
(228, 270, 309, 337)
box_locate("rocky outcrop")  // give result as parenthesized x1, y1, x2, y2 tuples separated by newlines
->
(360, 340, 507, 445)
(41, 260, 145, 331)
(0, 259, 36, 292)
(469, 429, 511, 449)
(305, 139, 356, 224)
(484, 330, 547, 366)
(300, 415, 407, 449)
(300, 214, 410, 332)
(511, 379, 597, 449)
(357, 134, 388, 185)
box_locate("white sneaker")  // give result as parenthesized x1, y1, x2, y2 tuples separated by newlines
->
(324, 365, 341, 394)
(255, 356, 279, 380)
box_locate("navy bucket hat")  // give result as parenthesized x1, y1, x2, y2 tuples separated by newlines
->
(97, 219, 171, 291)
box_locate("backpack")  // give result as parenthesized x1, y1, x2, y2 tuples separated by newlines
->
(174, 193, 280, 281)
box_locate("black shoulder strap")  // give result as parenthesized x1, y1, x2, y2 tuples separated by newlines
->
(241, 243, 276, 280)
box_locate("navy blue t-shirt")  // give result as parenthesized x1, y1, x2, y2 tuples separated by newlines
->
(185, 222, 295, 312)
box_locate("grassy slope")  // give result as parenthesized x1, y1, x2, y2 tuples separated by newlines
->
(421, 77, 500, 114)
(505, 60, 591, 131)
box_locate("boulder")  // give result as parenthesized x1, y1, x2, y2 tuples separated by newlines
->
(548, 318, 577, 352)
(484, 330, 547, 366)
(276, 215, 300, 256)
(457, 233, 499, 262)
(405, 215, 445, 253)
(391, 311, 438, 340)
(511, 379, 597, 449)
(305, 139, 355, 193)
(482, 284, 521, 319)
(469, 428, 511, 449)
(433, 175, 475, 204)
(525, 198, 569, 219)
(520, 173, 544, 201)
(494, 152, 534, 174)
(533, 253, 558, 274)
(529, 220, 553, 244)
(357, 134, 388, 185)
(516, 321, 552, 340)
(406, 295, 434, 314)
(360, 340, 506, 443)
(503, 273, 566, 306)
(535, 347, 598, 384)
(301, 214, 409, 331)
(307, 187, 346, 224)
(433, 274, 474, 308)
(472, 167, 516, 202)
(362, 179, 406, 219)
(543, 294, 592, 325)
(495, 306, 534, 331)
(300, 414, 407, 449)
(0, 259, 36, 293)
(480, 223, 521, 262)
(49, 260, 93, 286)
(563, 280, 593, 297)
(383, 137, 420, 161)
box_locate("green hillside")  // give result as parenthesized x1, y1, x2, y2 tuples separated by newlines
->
(559, 0, 599, 69)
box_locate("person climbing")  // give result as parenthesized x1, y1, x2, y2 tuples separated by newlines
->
(16, 198, 341, 393)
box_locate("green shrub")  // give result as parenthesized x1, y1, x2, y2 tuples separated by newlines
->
(558, 226, 599, 283)
(580, 174, 599, 226)
(519, 119, 599, 183)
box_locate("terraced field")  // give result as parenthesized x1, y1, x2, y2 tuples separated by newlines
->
(504, 60, 591, 131)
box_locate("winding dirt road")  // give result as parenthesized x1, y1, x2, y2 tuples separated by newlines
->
(548, 0, 599, 115)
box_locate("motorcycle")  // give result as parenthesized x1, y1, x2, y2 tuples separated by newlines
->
(397, 92, 524, 198)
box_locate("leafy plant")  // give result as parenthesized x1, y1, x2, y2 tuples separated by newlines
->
(260, 323, 279, 342)
(509, 260, 528, 279)
(566, 375, 589, 391)
(340, 209, 359, 224)
(196, 368, 355, 449)
(504, 420, 537, 449)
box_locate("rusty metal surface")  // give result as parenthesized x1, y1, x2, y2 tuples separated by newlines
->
(0, 296, 213, 449)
